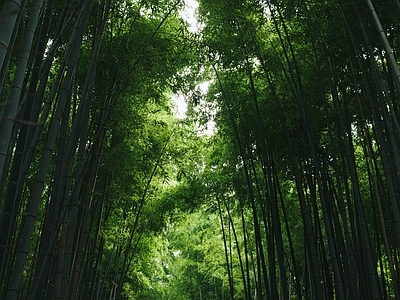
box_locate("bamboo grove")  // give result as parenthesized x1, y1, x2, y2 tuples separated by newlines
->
(0, 0, 200, 298)
(1, 0, 400, 299)
(196, 0, 400, 299)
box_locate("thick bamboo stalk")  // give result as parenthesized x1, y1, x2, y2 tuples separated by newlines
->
(365, 0, 400, 93)
(0, 0, 25, 85)
(0, 0, 44, 287)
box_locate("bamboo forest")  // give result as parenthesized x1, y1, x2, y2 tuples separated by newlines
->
(1, 0, 400, 299)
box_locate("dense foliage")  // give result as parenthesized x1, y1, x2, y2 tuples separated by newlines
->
(1, 0, 400, 299)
